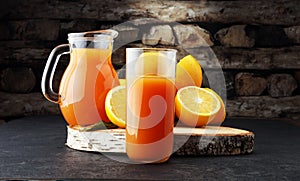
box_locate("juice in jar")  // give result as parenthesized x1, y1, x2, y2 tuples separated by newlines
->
(126, 75, 176, 163)
(59, 48, 119, 126)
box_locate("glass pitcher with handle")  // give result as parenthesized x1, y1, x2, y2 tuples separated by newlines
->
(42, 30, 120, 127)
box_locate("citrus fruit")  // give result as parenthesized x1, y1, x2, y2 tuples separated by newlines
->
(205, 88, 226, 125)
(175, 55, 202, 90)
(175, 86, 221, 127)
(135, 52, 169, 75)
(119, 79, 126, 86)
(105, 85, 126, 128)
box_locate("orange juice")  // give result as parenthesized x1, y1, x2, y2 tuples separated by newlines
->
(59, 48, 119, 126)
(126, 75, 176, 163)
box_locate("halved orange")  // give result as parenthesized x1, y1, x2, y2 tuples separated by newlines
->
(205, 88, 226, 125)
(135, 52, 169, 75)
(175, 86, 221, 127)
(105, 85, 126, 128)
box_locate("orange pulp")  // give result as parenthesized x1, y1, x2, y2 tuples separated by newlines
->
(126, 75, 176, 163)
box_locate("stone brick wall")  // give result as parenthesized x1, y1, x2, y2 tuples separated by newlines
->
(0, 0, 299, 121)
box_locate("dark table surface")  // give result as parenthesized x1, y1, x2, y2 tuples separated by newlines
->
(0, 115, 299, 180)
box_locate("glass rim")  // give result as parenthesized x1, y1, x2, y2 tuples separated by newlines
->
(126, 47, 177, 53)
(68, 29, 118, 41)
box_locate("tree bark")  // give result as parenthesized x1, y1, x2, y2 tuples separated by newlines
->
(66, 126, 254, 156)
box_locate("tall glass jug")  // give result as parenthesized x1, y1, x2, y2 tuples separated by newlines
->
(42, 30, 120, 126)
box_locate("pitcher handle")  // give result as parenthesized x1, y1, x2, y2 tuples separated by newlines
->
(41, 44, 70, 103)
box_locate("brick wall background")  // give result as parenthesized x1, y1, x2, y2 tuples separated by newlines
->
(0, 0, 299, 122)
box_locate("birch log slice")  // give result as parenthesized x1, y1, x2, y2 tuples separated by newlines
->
(66, 126, 254, 156)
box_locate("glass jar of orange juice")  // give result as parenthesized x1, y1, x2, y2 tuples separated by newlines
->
(42, 30, 120, 126)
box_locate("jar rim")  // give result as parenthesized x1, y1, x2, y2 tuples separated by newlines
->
(68, 29, 118, 41)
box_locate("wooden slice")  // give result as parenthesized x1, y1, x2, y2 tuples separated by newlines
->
(66, 126, 254, 156)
